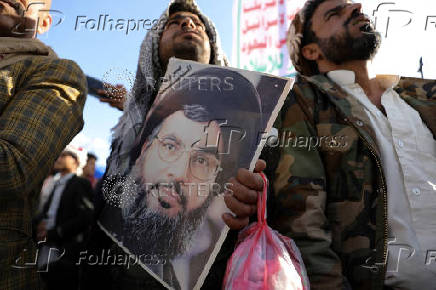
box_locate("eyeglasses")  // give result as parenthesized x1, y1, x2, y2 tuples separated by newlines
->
(155, 135, 222, 181)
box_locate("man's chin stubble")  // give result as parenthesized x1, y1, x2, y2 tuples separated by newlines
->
(173, 43, 208, 63)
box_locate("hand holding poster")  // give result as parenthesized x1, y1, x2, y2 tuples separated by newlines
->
(99, 58, 293, 290)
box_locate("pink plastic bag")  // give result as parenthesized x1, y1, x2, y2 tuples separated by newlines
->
(223, 173, 310, 290)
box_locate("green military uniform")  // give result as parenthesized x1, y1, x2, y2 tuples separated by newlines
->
(0, 37, 87, 290)
(269, 74, 436, 290)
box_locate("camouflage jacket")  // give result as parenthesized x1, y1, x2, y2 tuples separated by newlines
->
(268, 74, 436, 290)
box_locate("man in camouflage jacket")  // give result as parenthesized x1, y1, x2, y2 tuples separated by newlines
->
(268, 0, 436, 289)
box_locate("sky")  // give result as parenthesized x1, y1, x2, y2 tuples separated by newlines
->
(361, 0, 436, 78)
(40, 0, 436, 169)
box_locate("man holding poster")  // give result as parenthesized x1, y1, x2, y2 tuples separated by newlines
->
(81, 1, 262, 289)
(268, 0, 436, 289)
(97, 60, 291, 289)
(82, 1, 293, 289)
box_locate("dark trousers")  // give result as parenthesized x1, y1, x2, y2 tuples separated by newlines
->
(41, 257, 79, 290)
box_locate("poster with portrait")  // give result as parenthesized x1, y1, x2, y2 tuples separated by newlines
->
(98, 58, 293, 290)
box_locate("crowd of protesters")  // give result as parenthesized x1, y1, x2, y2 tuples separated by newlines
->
(1, 0, 435, 290)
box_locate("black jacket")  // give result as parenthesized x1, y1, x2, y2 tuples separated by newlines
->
(35, 175, 94, 257)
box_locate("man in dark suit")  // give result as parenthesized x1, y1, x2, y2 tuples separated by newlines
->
(35, 149, 94, 290)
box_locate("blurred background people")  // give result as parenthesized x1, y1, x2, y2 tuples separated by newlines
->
(38, 146, 89, 212)
(34, 148, 94, 290)
(81, 153, 98, 188)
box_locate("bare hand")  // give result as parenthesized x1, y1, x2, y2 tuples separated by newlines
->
(97, 83, 127, 111)
(222, 159, 266, 230)
(99, 97, 125, 111)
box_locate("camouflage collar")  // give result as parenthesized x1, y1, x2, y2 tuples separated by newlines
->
(327, 70, 400, 89)
(301, 74, 436, 156)
(395, 77, 436, 138)
(301, 73, 381, 157)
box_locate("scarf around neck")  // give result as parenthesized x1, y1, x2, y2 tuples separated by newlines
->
(0, 37, 57, 69)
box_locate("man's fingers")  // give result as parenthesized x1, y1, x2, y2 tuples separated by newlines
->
(99, 97, 120, 104)
(224, 194, 256, 217)
(99, 97, 118, 103)
(221, 160, 267, 230)
(254, 159, 266, 173)
(96, 89, 108, 97)
(227, 177, 258, 204)
(98, 83, 127, 99)
(236, 168, 264, 191)
(222, 213, 249, 230)
(99, 97, 124, 111)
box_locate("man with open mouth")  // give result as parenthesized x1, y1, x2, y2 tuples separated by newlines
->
(122, 104, 224, 260)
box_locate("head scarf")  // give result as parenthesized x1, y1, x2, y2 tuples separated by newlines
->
(106, 0, 229, 175)
(287, 0, 323, 76)
(287, 12, 306, 75)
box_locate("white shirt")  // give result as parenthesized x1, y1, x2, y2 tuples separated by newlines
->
(45, 173, 75, 230)
(328, 70, 436, 289)
(172, 218, 215, 290)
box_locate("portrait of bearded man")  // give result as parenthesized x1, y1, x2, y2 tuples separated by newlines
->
(98, 62, 294, 290)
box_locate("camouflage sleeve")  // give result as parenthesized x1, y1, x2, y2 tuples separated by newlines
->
(395, 77, 436, 137)
(270, 85, 350, 290)
(398, 77, 436, 101)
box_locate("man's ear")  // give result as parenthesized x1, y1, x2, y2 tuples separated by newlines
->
(36, 13, 52, 35)
(301, 43, 322, 62)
